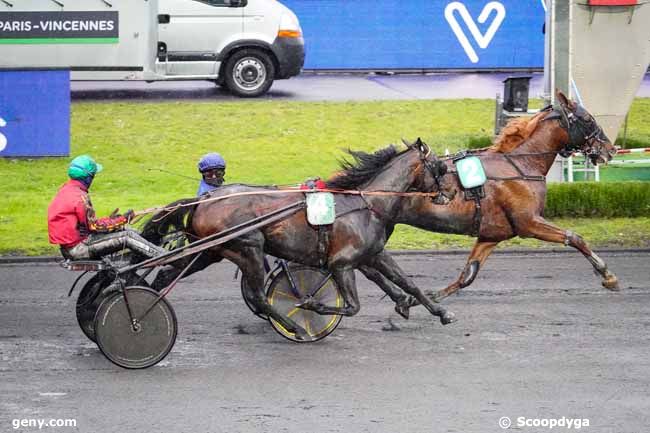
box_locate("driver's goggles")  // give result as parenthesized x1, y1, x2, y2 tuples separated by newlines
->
(201, 168, 225, 179)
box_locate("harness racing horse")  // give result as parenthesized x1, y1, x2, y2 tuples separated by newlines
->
(396, 91, 619, 313)
(145, 141, 454, 341)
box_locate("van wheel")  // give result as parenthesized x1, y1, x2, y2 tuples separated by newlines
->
(224, 49, 275, 97)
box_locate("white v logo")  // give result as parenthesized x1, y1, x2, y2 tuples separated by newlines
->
(0, 117, 7, 152)
(445, 1, 506, 63)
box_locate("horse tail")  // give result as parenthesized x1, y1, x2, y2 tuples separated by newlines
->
(140, 198, 197, 246)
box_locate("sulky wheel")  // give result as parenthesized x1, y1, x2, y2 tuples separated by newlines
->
(94, 286, 177, 369)
(76, 271, 153, 343)
(76, 271, 117, 343)
(266, 266, 343, 343)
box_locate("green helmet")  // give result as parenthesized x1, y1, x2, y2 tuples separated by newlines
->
(68, 155, 103, 180)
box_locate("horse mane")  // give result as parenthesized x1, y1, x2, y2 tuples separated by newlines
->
(325, 144, 402, 190)
(489, 110, 548, 153)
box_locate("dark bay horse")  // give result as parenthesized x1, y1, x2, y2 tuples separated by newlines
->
(146, 141, 453, 340)
(393, 91, 619, 313)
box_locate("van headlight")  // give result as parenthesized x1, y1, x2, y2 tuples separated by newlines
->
(278, 12, 302, 38)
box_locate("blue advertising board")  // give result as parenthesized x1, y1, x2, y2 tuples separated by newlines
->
(282, 0, 546, 69)
(0, 70, 70, 157)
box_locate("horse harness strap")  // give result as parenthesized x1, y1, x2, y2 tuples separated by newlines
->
(447, 150, 552, 236)
(129, 201, 307, 270)
(316, 225, 330, 268)
(471, 193, 482, 237)
(491, 154, 546, 182)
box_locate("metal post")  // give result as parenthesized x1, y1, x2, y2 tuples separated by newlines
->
(622, 112, 629, 149)
(543, 0, 552, 104)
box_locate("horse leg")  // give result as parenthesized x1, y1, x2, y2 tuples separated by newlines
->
(151, 253, 215, 291)
(365, 251, 456, 325)
(222, 244, 311, 341)
(297, 267, 362, 316)
(518, 217, 619, 290)
(357, 264, 413, 320)
(422, 240, 499, 303)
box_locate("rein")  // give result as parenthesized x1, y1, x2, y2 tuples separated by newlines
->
(441, 150, 561, 183)
(138, 148, 448, 220)
(440, 102, 602, 183)
(138, 187, 446, 221)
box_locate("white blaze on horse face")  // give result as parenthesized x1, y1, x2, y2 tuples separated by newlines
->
(444, 1, 506, 64)
(0, 117, 7, 152)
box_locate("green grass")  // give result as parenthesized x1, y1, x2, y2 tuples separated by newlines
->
(2, 98, 650, 256)
(545, 182, 650, 217)
(387, 217, 650, 250)
(617, 98, 650, 149)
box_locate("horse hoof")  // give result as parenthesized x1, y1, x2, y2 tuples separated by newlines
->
(294, 327, 311, 342)
(602, 274, 620, 291)
(440, 311, 457, 325)
(395, 299, 411, 320)
(407, 296, 420, 308)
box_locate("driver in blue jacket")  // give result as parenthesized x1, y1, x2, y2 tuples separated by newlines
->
(197, 153, 226, 196)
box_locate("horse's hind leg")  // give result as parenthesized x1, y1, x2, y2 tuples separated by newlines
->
(364, 251, 456, 325)
(357, 264, 413, 319)
(222, 244, 311, 341)
(297, 267, 362, 316)
(151, 253, 215, 291)
(518, 217, 619, 290)
(427, 240, 499, 303)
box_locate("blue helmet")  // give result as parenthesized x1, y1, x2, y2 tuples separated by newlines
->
(198, 153, 226, 172)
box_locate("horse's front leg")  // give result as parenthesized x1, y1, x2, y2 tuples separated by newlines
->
(296, 267, 361, 316)
(425, 240, 499, 303)
(357, 264, 413, 319)
(364, 250, 456, 325)
(518, 216, 619, 290)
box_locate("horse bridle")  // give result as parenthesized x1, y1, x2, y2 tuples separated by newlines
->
(419, 148, 448, 191)
(546, 103, 609, 160)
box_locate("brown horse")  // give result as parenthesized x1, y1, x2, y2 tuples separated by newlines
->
(149, 140, 454, 341)
(391, 91, 619, 313)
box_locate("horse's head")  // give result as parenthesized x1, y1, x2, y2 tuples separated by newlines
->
(555, 90, 616, 165)
(402, 137, 448, 191)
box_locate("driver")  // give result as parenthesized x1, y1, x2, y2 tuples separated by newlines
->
(197, 152, 226, 196)
(48, 155, 165, 260)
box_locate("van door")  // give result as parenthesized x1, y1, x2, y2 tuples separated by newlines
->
(157, 0, 244, 76)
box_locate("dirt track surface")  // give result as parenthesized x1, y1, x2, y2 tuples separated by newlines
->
(1, 251, 649, 433)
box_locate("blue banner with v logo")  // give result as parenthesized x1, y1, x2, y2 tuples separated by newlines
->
(283, 0, 545, 69)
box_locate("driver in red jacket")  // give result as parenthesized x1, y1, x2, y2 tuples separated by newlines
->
(48, 155, 164, 260)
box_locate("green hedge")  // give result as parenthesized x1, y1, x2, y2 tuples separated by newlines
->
(546, 182, 650, 218)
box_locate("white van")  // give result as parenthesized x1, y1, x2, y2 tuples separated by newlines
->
(0, 0, 304, 97)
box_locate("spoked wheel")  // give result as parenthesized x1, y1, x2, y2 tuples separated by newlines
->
(76, 271, 152, 342)
(267, 266, 343, 343)
(94, 286, 177, 369)
(76, 271, 116, 342)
